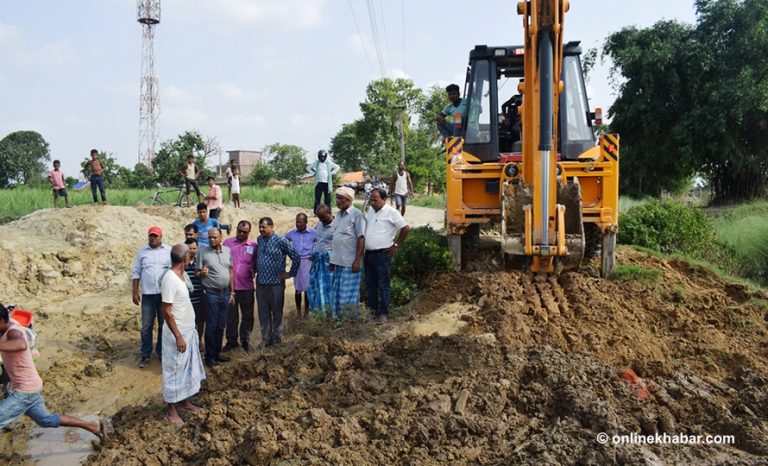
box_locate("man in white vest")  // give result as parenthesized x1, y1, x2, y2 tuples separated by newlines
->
(389, 161, 413, 216)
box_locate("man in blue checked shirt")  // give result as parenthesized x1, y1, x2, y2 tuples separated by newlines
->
(255, 217, 300, 347)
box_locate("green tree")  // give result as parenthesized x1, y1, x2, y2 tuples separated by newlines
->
(331, 78, 424, 177)
(604, 0, 768, 202)
(264, 143, 308, 184)
(330, 121, 368, 172)
(0, 130, 51, 187)
(248, 162, 276, 186)
(130, 163, 156, 189)
(604, 20, 701, 197)
(151, 131, 218, 186)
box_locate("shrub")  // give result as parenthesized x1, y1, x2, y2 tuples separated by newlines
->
(392, 226, 452, 288)
(618, 199, 713, 254)
(389, 277, 414, 307)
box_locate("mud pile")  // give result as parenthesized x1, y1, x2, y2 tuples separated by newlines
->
(88, 248, 768, 465)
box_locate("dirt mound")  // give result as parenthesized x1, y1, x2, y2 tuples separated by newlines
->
(86, 247, 768, 465)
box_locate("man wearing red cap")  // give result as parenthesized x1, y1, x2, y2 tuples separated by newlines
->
(131, 226, 172, 368)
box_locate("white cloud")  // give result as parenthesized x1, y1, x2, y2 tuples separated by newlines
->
(215, 82, 267, 101)
(0, 23, 23, 45)
(104, 82, 137, 97)
(389, 68, 409, 80)
(289, 113, 307, 127)
(222, 113, 266, 127)
(0, 22, 75, 66)
(168, 0, 327, 31)
(163, 85, 202, 106)
(347, 32, 373, 54)
(163, 106, 209, 126)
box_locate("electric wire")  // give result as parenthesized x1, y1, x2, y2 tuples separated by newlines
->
(347, 0, 376, 76)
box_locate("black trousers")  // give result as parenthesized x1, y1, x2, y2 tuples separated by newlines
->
(314, 182, 330, 212)
(256, 283, 285, 346)
(226, 290, 255, 346)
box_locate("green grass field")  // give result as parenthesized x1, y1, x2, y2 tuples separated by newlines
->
(0, 184, 317, 223)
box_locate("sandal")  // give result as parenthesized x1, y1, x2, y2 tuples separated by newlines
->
(95, 420, 108, 446)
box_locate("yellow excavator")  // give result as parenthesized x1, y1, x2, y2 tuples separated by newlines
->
(445, 0, 619, 277)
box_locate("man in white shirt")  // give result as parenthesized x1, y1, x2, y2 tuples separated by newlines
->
(364, 188, 410, 324)
(160, 244, 206, 425)
(131, 226, 172, 368)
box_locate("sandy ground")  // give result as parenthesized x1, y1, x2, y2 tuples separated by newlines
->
(0, 200, 442, 465)
(1, 201, 767, 465)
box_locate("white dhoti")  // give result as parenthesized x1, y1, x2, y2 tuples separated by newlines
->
(161, 324, 206, 404)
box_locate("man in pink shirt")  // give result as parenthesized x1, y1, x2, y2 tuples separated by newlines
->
(205, 176, 223, 220)
(0, 304, 106, 444)
(222, 220, 257, 352)
(47, 160, 71, 208)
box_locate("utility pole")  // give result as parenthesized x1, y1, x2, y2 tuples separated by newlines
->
(395, 105, 406, 163)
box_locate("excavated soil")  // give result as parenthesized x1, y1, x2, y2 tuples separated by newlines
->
(0, 204, 767, 465)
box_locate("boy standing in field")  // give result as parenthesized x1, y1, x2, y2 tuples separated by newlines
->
(48, 160, 71, 208)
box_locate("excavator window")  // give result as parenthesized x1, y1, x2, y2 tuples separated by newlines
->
(465, 59, 492, 145)
(560, 55, 594, 158)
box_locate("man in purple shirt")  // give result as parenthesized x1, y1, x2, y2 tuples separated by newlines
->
(222, 220, 257, 352)
(285, 213, 316, 318)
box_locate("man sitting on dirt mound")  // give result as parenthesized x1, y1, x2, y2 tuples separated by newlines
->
(0, 304, 107, 444)
(160, 244, 206, 425)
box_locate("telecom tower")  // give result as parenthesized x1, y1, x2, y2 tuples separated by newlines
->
(137, 0, 160, 169)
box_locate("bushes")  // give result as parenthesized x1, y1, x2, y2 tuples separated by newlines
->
(392, 226, 452, 288)
(619, 199, 714, 254)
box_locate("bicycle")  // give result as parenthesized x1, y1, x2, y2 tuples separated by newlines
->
(145, 184, 194, 207)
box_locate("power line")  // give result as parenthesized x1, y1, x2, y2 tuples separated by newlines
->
(346, 0, 375, 76)
(376, 0, 393, 73)
(401, 0, 406, 74)
(366, 0, 386, 76)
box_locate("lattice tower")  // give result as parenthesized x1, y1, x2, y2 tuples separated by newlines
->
(137, 0, 160, 169)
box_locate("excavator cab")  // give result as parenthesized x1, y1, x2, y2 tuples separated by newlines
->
(445, 6, 620, 278)
(460, 42, 594, 163)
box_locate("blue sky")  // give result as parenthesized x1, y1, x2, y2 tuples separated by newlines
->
(0, 0, 697, 176)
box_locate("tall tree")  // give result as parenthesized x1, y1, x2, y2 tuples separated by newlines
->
(331, 78, 424, 177)
(0, 130, 51, 187)
(263, 143, 308, 184)
(604, 0, 768, 202)
(151, 131, 218, 185)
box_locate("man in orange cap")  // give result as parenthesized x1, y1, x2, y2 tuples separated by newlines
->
(131, 226, 172, 368)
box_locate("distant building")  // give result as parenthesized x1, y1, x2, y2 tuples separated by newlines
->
(220, 150, 262, 178)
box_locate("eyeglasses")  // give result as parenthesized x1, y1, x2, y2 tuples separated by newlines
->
(236, 229, 249, 234)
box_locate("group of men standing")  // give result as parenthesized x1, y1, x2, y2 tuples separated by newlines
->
(129, 149, 411, 424)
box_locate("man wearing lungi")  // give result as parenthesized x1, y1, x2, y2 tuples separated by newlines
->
(285, 213, 316, 319)
(308, 204, 335, 316)
(161, 244, 206, 425)
(329, 187, 365, 319)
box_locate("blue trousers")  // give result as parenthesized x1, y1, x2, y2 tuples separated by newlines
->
(0, 391, 60, 429)
(140, 293, 164, 358)
(204, 289, 230, 362)
(90, 175, 107, 202)
(364, 250, 392, 316)
(437, 121, 459, 139)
